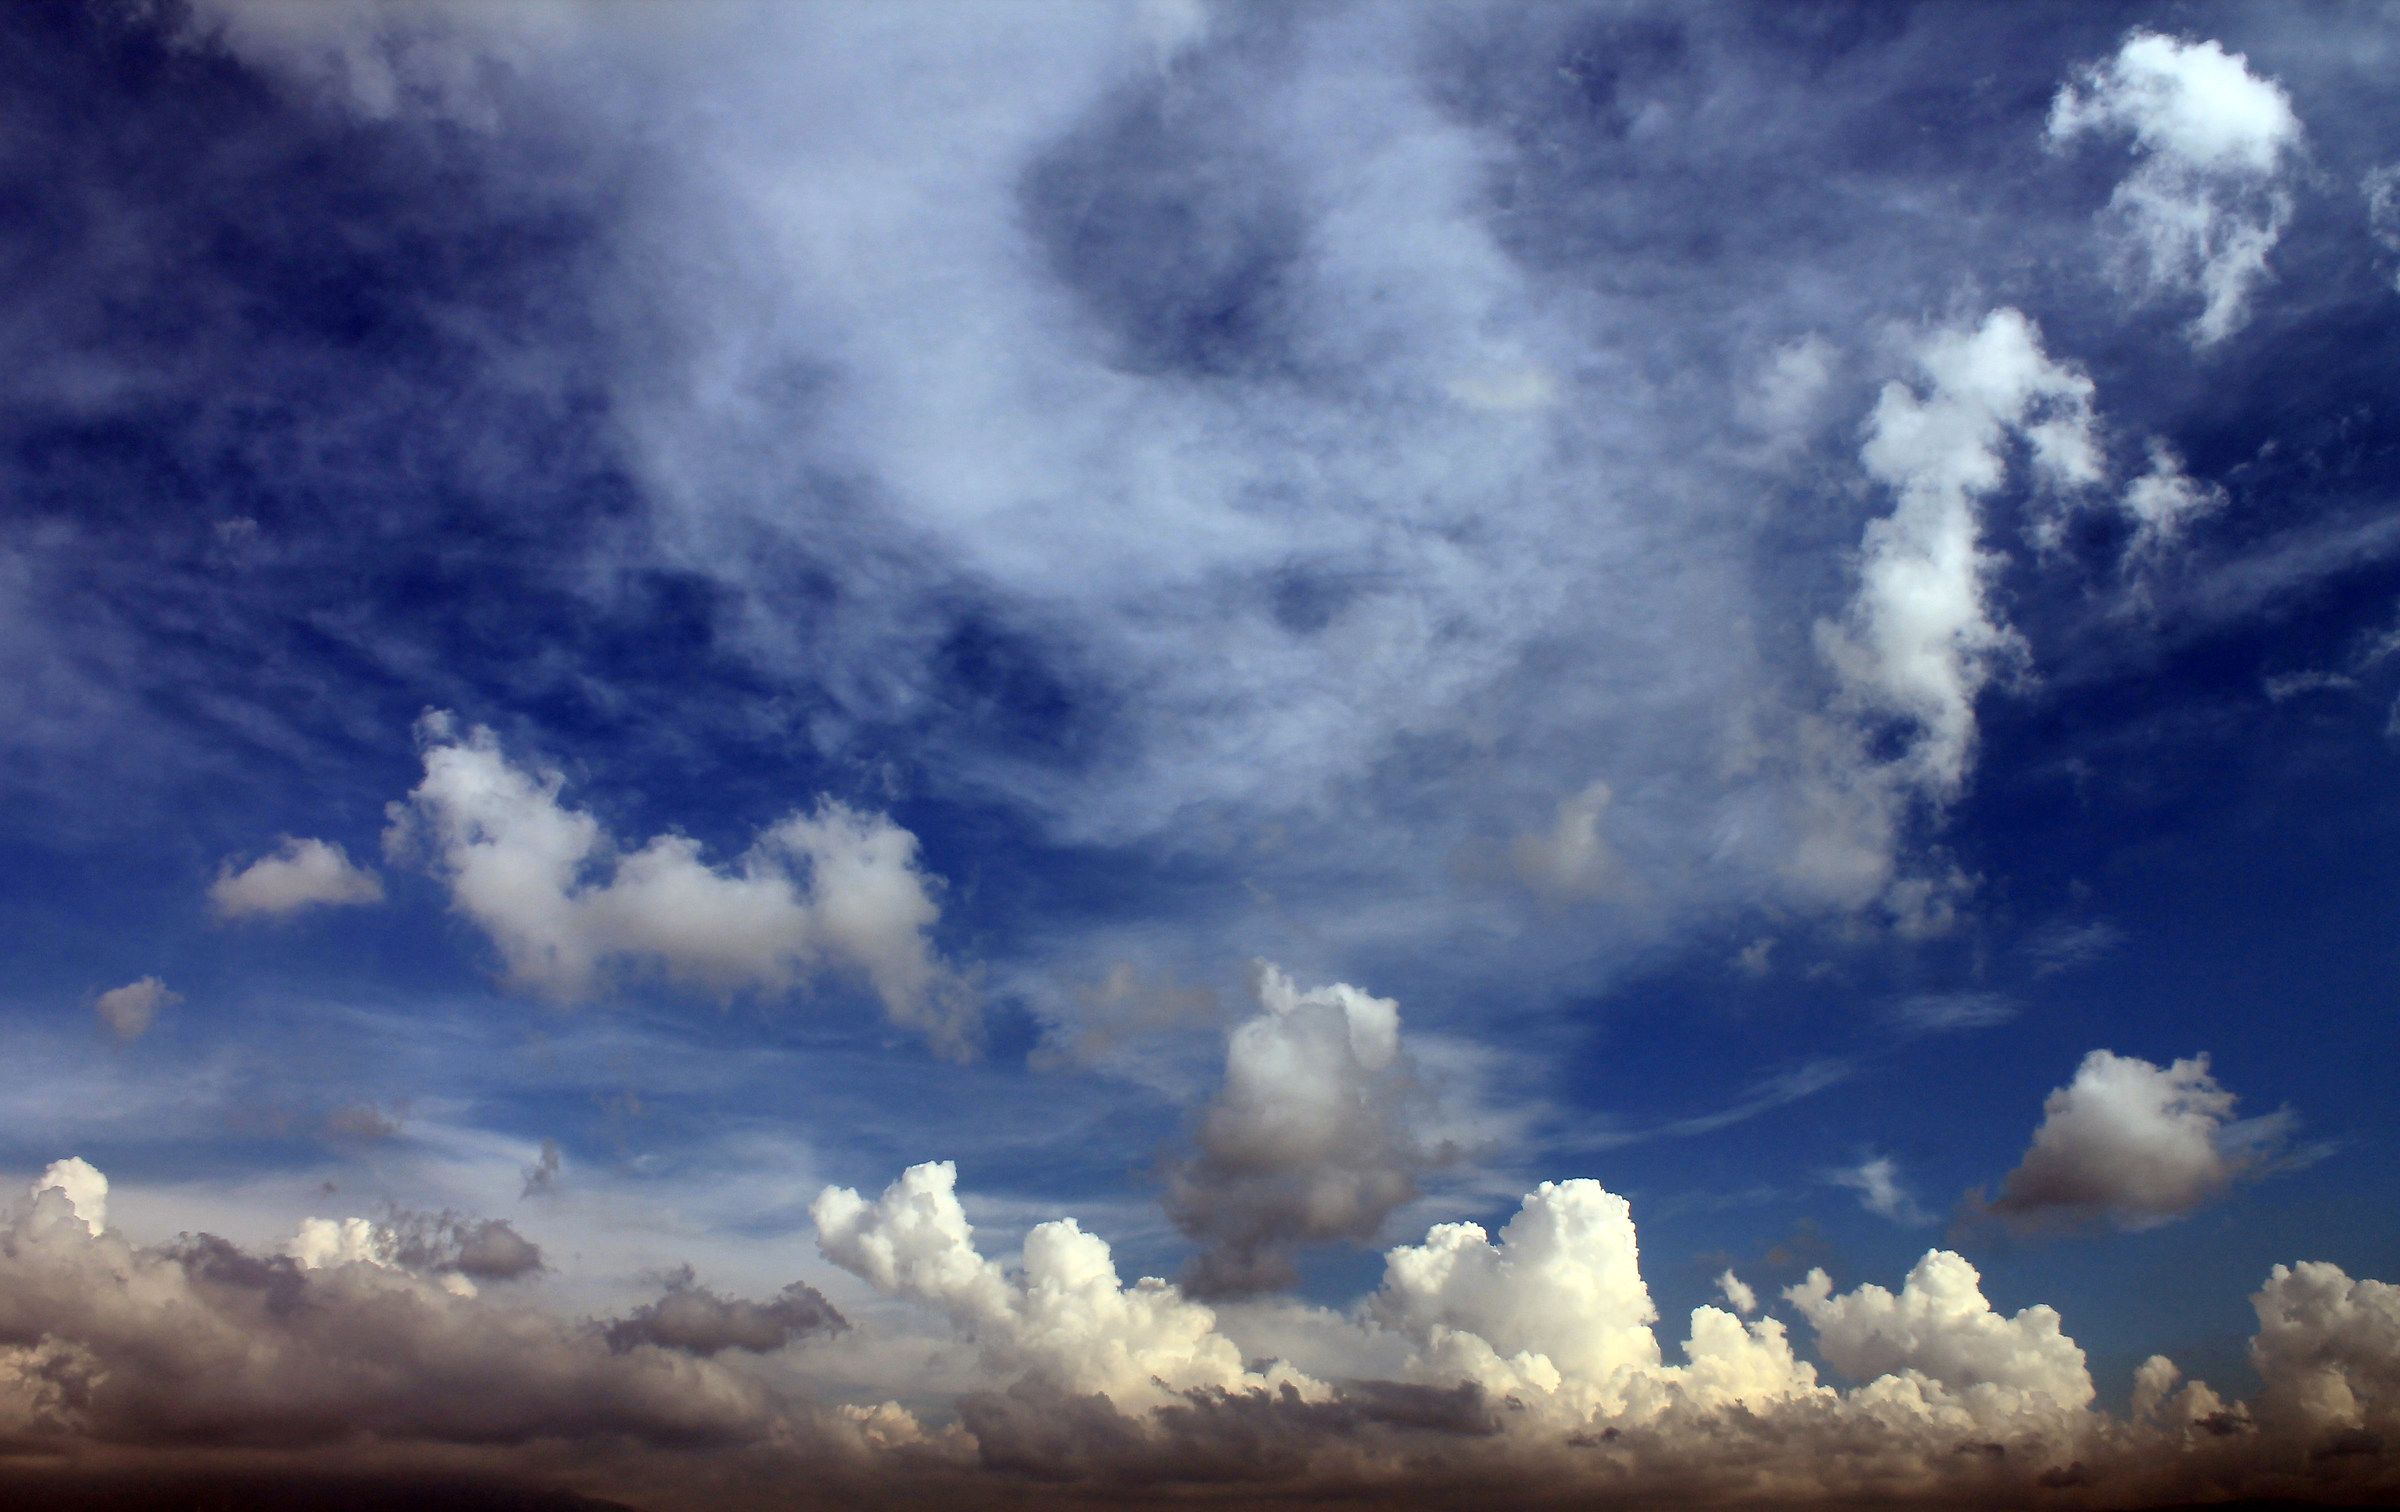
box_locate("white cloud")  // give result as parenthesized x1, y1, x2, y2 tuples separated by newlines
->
(1715, 1269, 1757, 1316)
(1163, 963, 1426, 1294)
(2120, 438, 2227, 565)
(2050, 31, 2304, 345)
(2250, 1260, 2400, 1435)
(1818, 309, 2093, 809)
(1787, 1249, 2095, 1416)
(32, 1158, 106, 1236)
(1368, 1178, 1665, 1409)
(384, 713, 969, 1051)
(812, 1159, 1301, 1404)
(91, 975, 179, 1043)
(1829, 1155, 1931, 1225)
(209, 836, 385, 919)
(1886, 990, 2016, 1035)
(1983, 1049, 2288, 1231)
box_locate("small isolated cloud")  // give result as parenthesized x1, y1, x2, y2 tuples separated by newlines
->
(1716, 1269, 1758, 1316)
(91, 976, 179, 1043)
(2366, 164, 2400, 291)
(208, 836, 384, 920)
(605, 1266, 845, 1357)
(1511, 780, 1616, 902)
(384, 713, 971, 1053)
(1887, 991, 2016, 1036)
(1828, 1155, 1932, 1226)
(2024, 918, 2127, 976)
(521, 1137, 562, 1197)
(2119, 439, 2227, 565)
(1975, 1050, 2292, 1233)
(1163, 963, 1431, 1295)
(1032, 962, 1221, 1071)
(1731, 937, 1775, 979)
(2050, 31, 2304, 345)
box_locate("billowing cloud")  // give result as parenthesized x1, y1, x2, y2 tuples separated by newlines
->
(1163, 964, 1430, 1296)
(1789, 1250, 2093, 1419)
(2050, 31, 2304, 345)
(605, 1266, 845, 1357)
(2250, 1260, 2400, 1438)
(208, 836, 385, 920)
(1979, 1049, 2290, 1232)
(90, 976, 179, 1043)
(32, 1158, 105, 1236)
(813, 1159, 1301, 1403)
(385, 712, 970, 1051)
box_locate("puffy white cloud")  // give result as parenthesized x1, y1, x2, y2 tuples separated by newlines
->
(1982, 1050, 2287, 1232)
(1369, 1178, 1664, 1407)
(2250, 1260, 2400, 1435)
(208, 835, 385, 919)
(1164, 963, 1426, 1295)
(2050, 32, 2303, 345)
(384, 713, 969, 1051)
(31, 1158, 106, 1236)
(90, 975, 179, 1042)
(1787, 1250, 2094, 1421)
(813, 1159, 1299, 1404)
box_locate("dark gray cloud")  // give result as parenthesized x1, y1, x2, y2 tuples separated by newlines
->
(603, 1267, 844, 1357)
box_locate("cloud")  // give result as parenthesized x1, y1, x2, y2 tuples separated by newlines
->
(384, 712, 970, 1052)
(2120, 439, 2227, 564)
(1787, 1249, 2095, 1416)
(2049, 31, 2304, 345)
(208, 836, 385, 920)
(1828, 1156, 1932, 1226)
(1510, 780, 1617, 902)
(32, 1158, 106, 1236)
(812, 1159, 1299, 1403)
(0, 1169, 821, 1455)
(91, 976, 179, 1043)
(1714, 1270, 1757, 1316)
(2250, 1260, 2400, 1438)
(1818, 309, 2094, 810)
(1163, 963, 1431, 1296)
(1885, 991, 2016, 1035)
(604, 1266, 845, 1357)
(1977, 1050, 2290, 1232)
(2023, 919, 2127, 976)
(2368, 164, 2400, 291)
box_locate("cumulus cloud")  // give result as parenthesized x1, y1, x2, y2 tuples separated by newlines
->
(2250, 1260, 2400, 1438)
(284, 1210, 545, 1297)
(1788, 1249, 2095, 1418)
(1978, 1050, 2291, 1232)
(2050, 31, 2304, 345)
(605, 1266, 845, 1357)
(384, 712, 970, 1051)
(813, 1159, 1299, 1404)
(90, 976, 179, 1043)
(1163, 964, 1431, 1296)
(32, 1158, 106, 1236)
(208, 836, 385, 919)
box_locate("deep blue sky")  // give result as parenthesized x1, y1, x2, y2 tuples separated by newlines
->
(5, 2, 2400, 1500)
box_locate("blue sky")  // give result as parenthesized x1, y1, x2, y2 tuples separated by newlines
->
(4, 3, 2400, 1508)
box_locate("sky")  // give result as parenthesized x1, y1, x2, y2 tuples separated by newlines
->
(4, 2, 2400, 1508)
